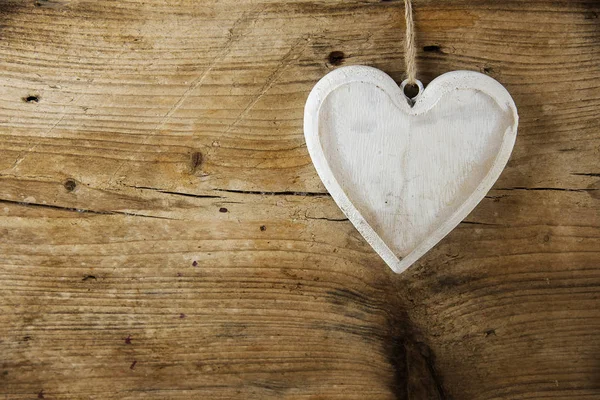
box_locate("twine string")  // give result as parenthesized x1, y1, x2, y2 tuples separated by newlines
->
(403, 0, 418, 85)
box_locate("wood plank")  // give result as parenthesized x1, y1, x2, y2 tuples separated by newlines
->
(0, 0, 599, 399)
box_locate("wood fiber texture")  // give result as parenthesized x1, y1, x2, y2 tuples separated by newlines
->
(0, 0, 598, 399)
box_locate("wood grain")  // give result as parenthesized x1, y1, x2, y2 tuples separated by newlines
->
(0, 0, 598, 399)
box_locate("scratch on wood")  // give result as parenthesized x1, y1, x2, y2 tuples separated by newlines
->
(155, 10, 261, 133)
(6, 113, 67, 173)
(223, 36, 311, 134)
(4, 91, 90, 175)
(107, 11, 260, 185)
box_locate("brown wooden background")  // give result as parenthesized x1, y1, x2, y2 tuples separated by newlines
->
(1, 0, 599, 399)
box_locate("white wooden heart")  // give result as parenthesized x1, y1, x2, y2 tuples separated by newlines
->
(304, 66, 518, 274)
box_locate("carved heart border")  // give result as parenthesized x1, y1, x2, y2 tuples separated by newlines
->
(304, 66, 518, 274)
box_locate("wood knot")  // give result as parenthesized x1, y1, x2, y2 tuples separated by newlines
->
(190, 151, 203, 174)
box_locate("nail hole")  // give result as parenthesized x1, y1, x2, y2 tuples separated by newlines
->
(24, 95, 39, 103)
(403, 83, 420, 99)
(260, 225, 266, 231)
(484, 329, 496, 337)
(219, 207, 228, 213)
(328, 51, 345, 66)
(423, 45, 442, 53)
(64, 179, 77, 192)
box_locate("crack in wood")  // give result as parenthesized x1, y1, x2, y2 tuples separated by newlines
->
(496, 186, 596, 192)
(572, 173, 600, 178)
(461, 221, 501, 226)
(125, 185, 223, 199)
(214, 188, 330, 197)
(305, 216, 349, 222)
(0, 199, 175, 220)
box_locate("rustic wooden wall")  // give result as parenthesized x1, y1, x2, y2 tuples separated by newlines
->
(0, 0, 598, 399)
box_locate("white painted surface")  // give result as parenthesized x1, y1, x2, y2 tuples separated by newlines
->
(304, 66, 518, 274)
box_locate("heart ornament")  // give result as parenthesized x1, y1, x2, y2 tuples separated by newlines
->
(304, 66, 518, 274)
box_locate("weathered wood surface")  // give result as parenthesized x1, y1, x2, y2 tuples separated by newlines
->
(0, 0, 598, 399)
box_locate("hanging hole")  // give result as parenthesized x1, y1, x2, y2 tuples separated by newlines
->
(400, 79, 424, 104)
(403, 83, 420, 98)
